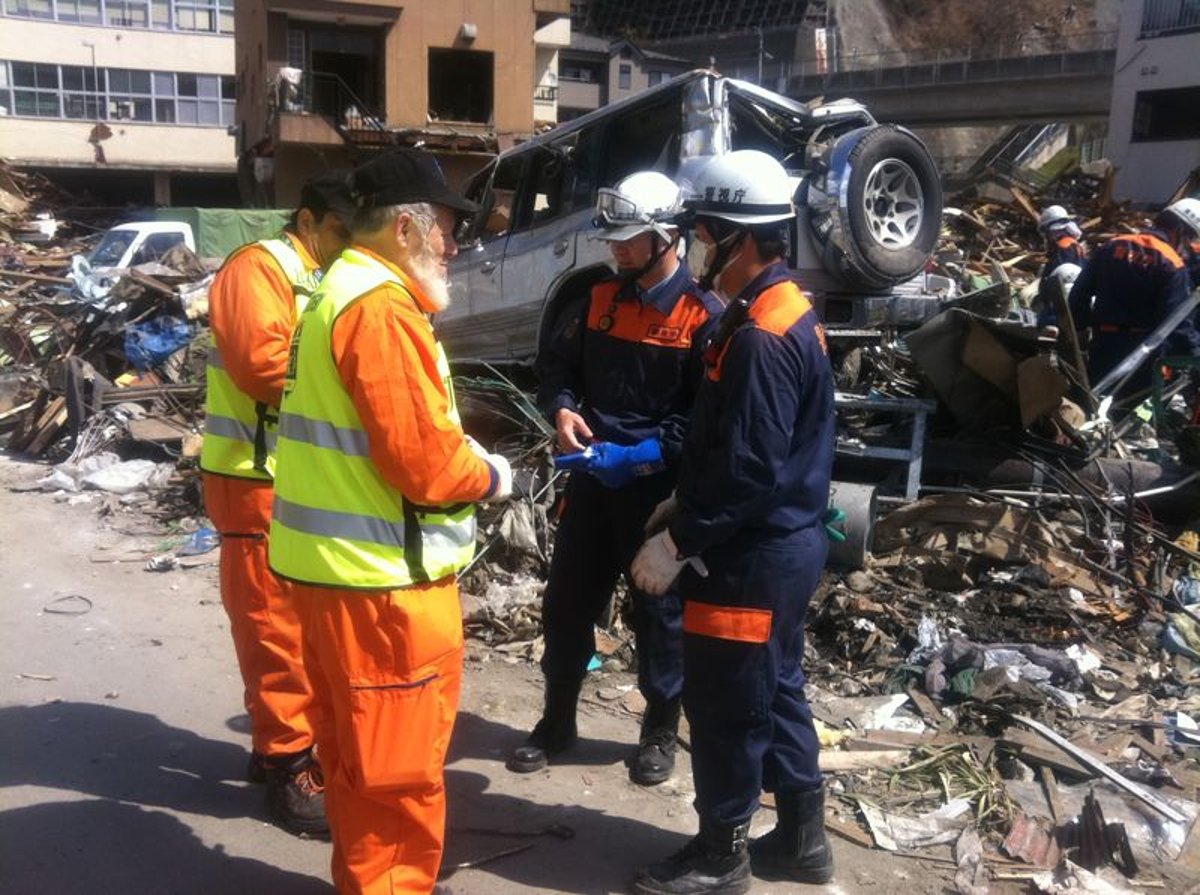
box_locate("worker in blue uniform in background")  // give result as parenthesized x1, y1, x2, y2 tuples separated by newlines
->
(1069, 198, 1200, 396)
(630, 150, 836, 895)
(1035, 204, 1088, 330)
(510, 171, 722, 787)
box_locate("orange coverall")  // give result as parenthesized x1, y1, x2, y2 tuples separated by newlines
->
(202, 239, 317, 759)
(293, 248, 493, 895)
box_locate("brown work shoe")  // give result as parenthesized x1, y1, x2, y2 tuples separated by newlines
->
(264, 750, 329, 838)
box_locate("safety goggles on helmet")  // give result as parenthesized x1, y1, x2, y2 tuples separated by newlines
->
(593, 189, 679, 243)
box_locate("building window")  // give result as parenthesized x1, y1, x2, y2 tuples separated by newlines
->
(428, 48, 493, 124)
(1, 0, 232, 32)
(105, 0, 149, 27)
(618, 63, 631, 89)
(56, 0, 103, 23)
(0, 59, 235, 126)
(1140, 0, 1200, 37)
(6, 0, 53, 19)
(173, 0, 231, 32)
(1131, 87, 1200, 142)
(10, 61, 60, 117)
(561, 62, 599, 83)
(648, 70, 666, 86)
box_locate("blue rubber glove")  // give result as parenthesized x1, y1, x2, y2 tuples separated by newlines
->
(554, 438, 664, 488)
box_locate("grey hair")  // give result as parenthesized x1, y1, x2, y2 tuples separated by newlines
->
(350, 201, 436, 239)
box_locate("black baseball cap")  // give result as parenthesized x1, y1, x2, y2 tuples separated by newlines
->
(350, 148, 479, 215)
(298, 169, 355, 220)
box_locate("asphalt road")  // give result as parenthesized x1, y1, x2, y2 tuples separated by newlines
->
(0, 453, 958, 894)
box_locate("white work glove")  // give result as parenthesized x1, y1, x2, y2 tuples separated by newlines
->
(644, 492, 680, 537)
(484, 452, 513, 502)
(632, 529, 688, 596)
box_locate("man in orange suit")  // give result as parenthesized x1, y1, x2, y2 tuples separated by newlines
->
(201, 172, 351, 835)
(269, 148, 512, 894)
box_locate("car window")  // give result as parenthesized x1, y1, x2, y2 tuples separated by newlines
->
(90, 229, 137, 267)
(131, 232, 185, 265)
(515, 146, 569, 231)
(563, 125, 601, 213)
(479, 154, 524, 242)
(728, 93, 807, 167)
(599, 94, 681, 186)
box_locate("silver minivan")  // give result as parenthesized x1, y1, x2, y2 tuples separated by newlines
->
(440, 70, 945, 361)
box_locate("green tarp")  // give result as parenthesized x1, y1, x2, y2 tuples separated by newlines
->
(151, 207, 291, 260)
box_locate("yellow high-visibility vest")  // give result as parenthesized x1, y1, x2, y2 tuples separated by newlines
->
(268, 248, 476, 589)
(200, 235, 319, 480)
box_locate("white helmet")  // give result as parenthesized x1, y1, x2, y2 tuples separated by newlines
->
(1163, 198, 1200, 239)
(684, 150, 795, 225)
(1038, 205, 1072, 232)
(593, 171, 682, 242)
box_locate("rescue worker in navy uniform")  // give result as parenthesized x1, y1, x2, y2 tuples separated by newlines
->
(1069, 198, 1200, 395)
(1035, 205, 1087, 330)
(630, 150, 836, 895)
(510, 171, 722, 786)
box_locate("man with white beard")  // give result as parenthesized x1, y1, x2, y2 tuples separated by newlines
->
(268, 148, 513, 894)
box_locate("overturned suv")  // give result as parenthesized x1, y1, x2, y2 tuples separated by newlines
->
(439, 70, 946, 360)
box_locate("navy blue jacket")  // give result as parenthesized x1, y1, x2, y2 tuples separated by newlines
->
(536, 263, 722, 463)
(1036, 234, 1087, 328)
(1069, 230, 1198, 349)
(670, 262, 836, 558)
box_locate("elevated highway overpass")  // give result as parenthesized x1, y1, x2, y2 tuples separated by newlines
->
(785, 34, 1117, 128)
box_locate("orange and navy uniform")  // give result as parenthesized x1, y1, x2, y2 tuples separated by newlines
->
(536, 264, 722, 462)
(666, 261, 835, 827)
(1036, 234, 1087, 327)
(1069, 229, 1200, 387)
(533, 264, 720, 705)
(202, 235, 317, 758)
(671, 261, 835, 558)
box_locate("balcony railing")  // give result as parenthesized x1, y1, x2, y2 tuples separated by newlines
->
(293, 71, 388, 141)
(1141, 0, 1200, 37)
(534, 84, 559, 103)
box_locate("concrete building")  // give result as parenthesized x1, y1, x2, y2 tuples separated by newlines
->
(557, 34, 692, 122)
(1106, 0, 1200, 203)
(0, 0, 237, 205)
(234, 0, 571, 206)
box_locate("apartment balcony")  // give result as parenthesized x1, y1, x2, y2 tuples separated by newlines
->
(558, 78, 602, 110)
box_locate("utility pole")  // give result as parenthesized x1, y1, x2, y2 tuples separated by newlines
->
(81, 40, 99, 120)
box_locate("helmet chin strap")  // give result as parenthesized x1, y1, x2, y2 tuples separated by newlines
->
(620, 231, 680, 286)
(697, 227, 747, 292)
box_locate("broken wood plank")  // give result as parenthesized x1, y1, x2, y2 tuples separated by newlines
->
(1010, 714, 1187, 824)
(824, 815, 874, 849)
(1039, 766, 1063, 824)
(0, 269, 72, 285)
(819, 750, 911, 772)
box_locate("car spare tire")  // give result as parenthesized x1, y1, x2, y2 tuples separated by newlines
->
(804, 124, 942, 292)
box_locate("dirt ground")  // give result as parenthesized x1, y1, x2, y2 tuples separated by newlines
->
(0, 452, 969, 894)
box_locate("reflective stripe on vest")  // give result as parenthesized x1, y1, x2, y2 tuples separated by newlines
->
(268, 248, 476, 589)
(200, 236, 319, 481)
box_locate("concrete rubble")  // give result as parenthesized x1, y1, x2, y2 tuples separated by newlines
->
(4, 146, 1200, 892)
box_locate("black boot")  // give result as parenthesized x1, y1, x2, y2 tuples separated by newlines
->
(748, 787, 834, 884)
(264, 749, 329, 838)
(632, 821, 751, 895)
(630, 696, 680, 786)
(246, 749, 267, 784)
(507, 676, 582, 773)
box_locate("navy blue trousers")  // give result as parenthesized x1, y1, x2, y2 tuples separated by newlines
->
(540, 470, 683, 704)
(680, 525, 827, 826)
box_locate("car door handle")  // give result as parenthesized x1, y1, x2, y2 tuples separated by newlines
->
(553, 238, 570, 257)
(481, 260, 497, 273)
